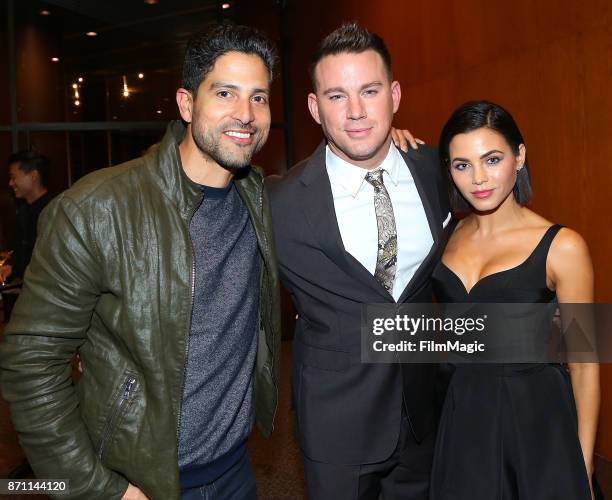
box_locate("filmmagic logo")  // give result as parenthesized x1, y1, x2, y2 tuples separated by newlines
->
(372, 339, 486, 354)
(372, 314, 487, 336)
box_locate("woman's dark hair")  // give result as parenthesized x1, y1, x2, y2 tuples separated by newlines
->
(181, 23, 278, 96)
(439, 100, 532, 212)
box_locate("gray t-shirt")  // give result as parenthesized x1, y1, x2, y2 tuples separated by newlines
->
(178, 182, 260, 473)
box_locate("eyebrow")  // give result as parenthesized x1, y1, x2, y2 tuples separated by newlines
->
(452, 149, 504, 162)
(210, 82, 270, 94)
(322, 81, 383, 96)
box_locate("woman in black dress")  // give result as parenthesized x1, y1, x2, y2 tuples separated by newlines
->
(429, 101, 599, 499)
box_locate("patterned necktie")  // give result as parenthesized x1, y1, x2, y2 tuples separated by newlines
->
(364, 169, 397, 294)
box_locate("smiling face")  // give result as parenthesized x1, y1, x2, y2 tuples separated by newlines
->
(308, 50, 400, 169)
(449, 127, 526, 212)
(8, 163, 37, 200)
(180, 51, 271, 170)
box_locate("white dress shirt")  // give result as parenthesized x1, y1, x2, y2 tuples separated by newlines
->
(326, 143, 434, 301)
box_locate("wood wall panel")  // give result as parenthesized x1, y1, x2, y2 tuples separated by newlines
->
(286, 0, 612, 458)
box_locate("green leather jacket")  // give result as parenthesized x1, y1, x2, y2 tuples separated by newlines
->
(0, 121, 281, 499)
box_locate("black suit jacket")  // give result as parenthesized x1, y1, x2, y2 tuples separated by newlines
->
(267, 141, 450, 464)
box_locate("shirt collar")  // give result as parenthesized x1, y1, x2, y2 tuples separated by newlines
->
(325, 142, 401, 198)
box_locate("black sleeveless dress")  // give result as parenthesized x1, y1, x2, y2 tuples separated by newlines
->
(429, 224, 592, 500)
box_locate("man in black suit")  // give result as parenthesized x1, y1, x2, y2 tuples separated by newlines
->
(267, 23, 451, 499)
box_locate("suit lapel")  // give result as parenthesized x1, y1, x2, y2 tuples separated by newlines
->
(397, 148, 443, 302)
(299, 142, 392, 302)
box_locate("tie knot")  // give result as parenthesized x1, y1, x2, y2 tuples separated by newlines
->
(365, 169, 385, 189)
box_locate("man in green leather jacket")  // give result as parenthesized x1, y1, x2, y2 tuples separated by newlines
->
(0, 25, 280, 500)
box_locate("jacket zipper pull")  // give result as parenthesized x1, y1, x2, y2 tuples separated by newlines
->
(123, 377, 136, 400)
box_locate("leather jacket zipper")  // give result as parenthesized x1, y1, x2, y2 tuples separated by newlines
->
(98, 375, 136, 459)
(176, 196, 202, 441)
(260, 186, 278, 429)
(176, 256, 196, 441)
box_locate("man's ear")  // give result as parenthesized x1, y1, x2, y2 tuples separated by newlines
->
(391, 81, 401, 114)
(307, 93, 321, 125)
(30, 169, 41, 185)
(176, 88, 194, 123)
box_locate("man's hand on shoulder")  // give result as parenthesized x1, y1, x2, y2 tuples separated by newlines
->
(391, 127, 425, 152)
(122, 483, 149, 500)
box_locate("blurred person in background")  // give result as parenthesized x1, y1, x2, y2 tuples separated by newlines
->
(0, 151, 51, 283)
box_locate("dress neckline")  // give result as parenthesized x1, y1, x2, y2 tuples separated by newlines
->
(440, 224, 560, 296)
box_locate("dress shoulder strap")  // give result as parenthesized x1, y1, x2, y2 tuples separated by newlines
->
(531, 224, 564, 262)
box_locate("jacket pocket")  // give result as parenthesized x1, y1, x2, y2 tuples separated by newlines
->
(294, 339, 351, 372)
(97, 372, 137, 459)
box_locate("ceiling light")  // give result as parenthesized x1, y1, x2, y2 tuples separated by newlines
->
(86, 31, 98, 37)
(51, 57, 59, 62)
(78, 77, 84, 82)
(74, 100, 80, 106)
(72, 83, 78, 89)
(138, 73, 144, 79)
(122, 75, 130, 97)
(222, 3, 231, 9)
(40, 10, 51, 16)
(156, 110, 162, 114)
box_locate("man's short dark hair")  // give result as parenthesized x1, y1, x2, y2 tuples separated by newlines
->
(8, 150, 50, 188)
(310, 22, 393, 90)
(439, 100, 533, 212)
(181, 23, 278, 96)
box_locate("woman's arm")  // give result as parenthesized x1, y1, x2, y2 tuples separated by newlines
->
(548, 228, 600, 488)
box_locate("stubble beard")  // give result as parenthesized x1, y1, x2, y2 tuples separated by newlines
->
(322, 120, 390, 164)
(328, 133, 390, 164)
(191, 118, 268, 171)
